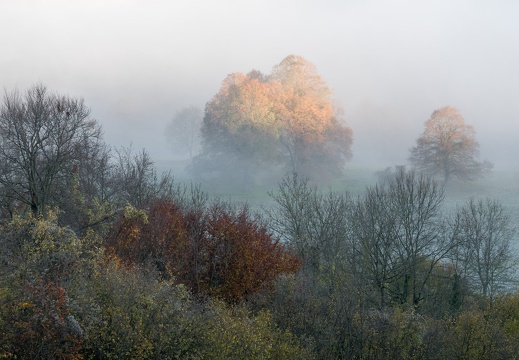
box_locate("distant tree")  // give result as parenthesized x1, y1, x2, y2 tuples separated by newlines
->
(196, 71, 282, 185)
(165, 106, 203, 161)
(196, 55, 353, 183)
(409, 106, 493, 182)
(272, 55, 353, 178)
(0, 84, 102, 217)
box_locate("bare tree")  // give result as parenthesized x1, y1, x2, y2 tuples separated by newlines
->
(350, 169, 456, 308)
(385, 169, 453, 306)
(113, 146, 175, 209)
(165, 106, 202, 161)
(409, 106, 493, 182)
(350, 184, 400, 308)
(267, 174, 319, 265)
(267, 173, 351, 278)
(452, 198, 517, 298)
(0, 84, 102, 217)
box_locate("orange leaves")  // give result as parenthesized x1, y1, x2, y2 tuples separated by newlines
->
(200, 55, 353, 180)
(410, 106, 492, 182)
(202, 71, 282, 165)
(424, 106, 475, 146)
(237, 78, 279, 131)
(278, 89, 334, 144)
(271, 55, 332, 101)
(105, 199, 300, 302)
(271, 55, 335, 145)
(207, 72, 277, 132)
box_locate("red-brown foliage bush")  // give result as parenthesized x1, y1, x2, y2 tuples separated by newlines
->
(105, 199, 300, 302)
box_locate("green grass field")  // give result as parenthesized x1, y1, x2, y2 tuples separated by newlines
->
(156, 159, 518, 225)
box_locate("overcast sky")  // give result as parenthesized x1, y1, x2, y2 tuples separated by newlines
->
(1, 0, 518, 170)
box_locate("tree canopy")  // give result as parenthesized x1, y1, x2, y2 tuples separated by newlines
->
(195, 55, 353, 184)
(409, 106, 493, 182)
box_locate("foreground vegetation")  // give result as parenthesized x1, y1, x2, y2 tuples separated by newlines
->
(1, 165, 518, 359)
(1, 84, 517, 358)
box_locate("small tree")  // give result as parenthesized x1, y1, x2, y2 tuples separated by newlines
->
(409, 106, 492, 182)
(267, 173, 351, 276)
(112, 146, 175, 209)
(350, 184, 400, 308)
(452, 198, 517, 299)
(0, 211, 100, 358)
(385, 169, 454, 307)
(165, 106, 203, 161)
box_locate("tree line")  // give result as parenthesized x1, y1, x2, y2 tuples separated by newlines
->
(0, 82, 514, 358)
(169, 55, 492, 187)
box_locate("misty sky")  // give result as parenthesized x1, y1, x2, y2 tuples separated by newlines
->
(1, 0, 518, 170)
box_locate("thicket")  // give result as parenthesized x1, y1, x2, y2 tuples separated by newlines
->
(1, 166, 518, 359)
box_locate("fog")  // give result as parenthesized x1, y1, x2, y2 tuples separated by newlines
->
(1, 0, 518, 170)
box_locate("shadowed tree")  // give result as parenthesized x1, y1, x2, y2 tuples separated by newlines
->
(385, 169, 455, 307)
(349, 169, 456, 308)
(0, 84, 102, 217)
(409, 106, 492, 182)
(451, 198, 517, 299)
(350, 184, 400, 308)
(267, 173, 351, 275)
(112, 146, 175, 209)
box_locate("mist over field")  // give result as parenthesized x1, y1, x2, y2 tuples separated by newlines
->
(3, 2, 519, 357)
(1, 0, 518, 238)
(1, 0, 518, 171)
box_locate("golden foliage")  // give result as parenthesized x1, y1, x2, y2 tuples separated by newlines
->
(201, 55, 353, 179)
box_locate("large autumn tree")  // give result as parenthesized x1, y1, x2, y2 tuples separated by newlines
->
(194, 55, 353, 184)
(409, 106, 493, 182)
